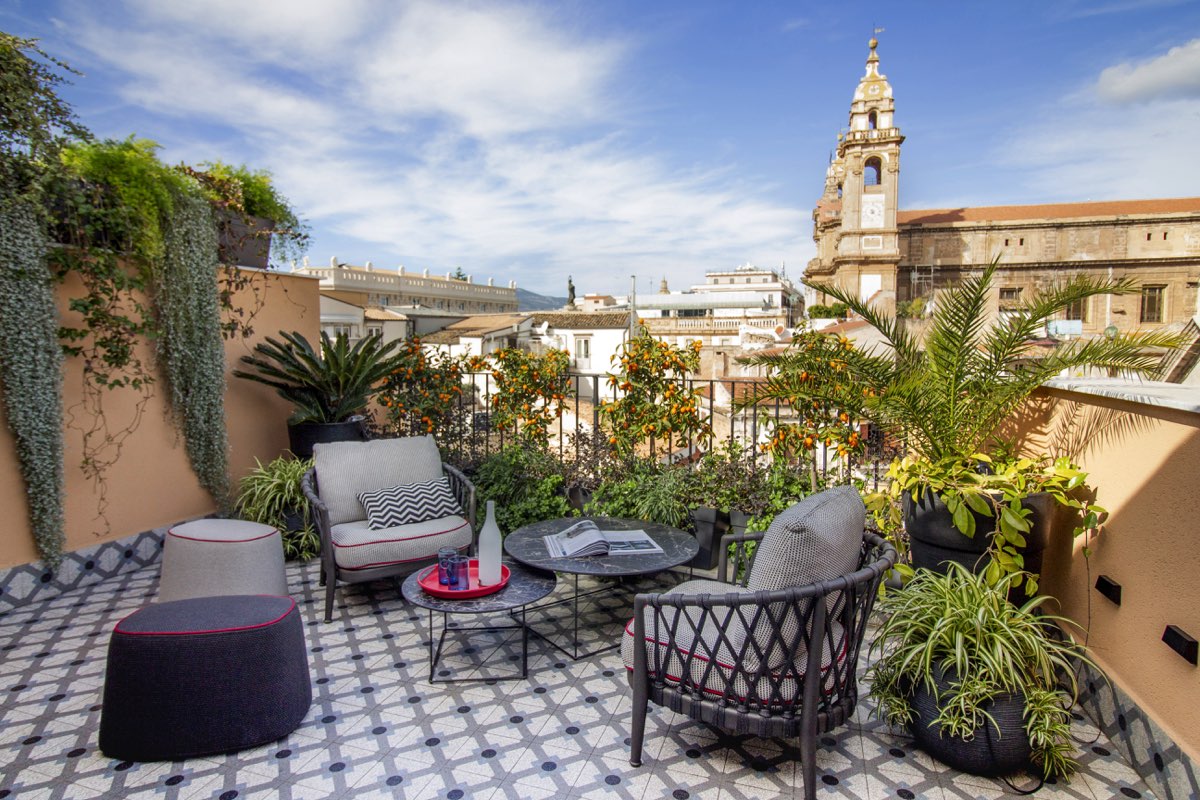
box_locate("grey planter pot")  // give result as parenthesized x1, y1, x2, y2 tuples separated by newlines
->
(688, 507, 730, 570)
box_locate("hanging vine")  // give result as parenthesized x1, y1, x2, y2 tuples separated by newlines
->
(0, 194, 67, 566)
(157, 189, 231, 510)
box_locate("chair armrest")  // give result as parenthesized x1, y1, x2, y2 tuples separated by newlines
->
(442, 463, 477, 530)
(718, 531, 764, 585)
(302, 468, 334, 572)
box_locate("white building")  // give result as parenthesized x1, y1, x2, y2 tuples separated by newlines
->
(296, 257, 518, 314)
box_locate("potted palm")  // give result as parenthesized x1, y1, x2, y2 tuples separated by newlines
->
(794, 260, 1177, 590)
(234, 330, 402, 457)
(869, 563, 1089, 780)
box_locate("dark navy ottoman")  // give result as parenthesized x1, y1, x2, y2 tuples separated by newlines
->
(99, 595, 311, 761)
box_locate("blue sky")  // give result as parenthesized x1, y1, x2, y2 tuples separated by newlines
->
(3, 0, 1199, 297)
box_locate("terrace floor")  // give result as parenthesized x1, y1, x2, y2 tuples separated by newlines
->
(1, 559, 1159, 800)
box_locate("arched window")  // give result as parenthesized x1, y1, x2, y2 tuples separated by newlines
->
(864, 157, 881, 187)
(868, 111, 878, 130)
(836, 182, 843, 199)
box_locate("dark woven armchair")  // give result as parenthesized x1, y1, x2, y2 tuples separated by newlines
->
(623, 485, 896, 800)
(301, 436, 477, 622)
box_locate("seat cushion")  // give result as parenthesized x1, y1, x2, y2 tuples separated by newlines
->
(359, 478, 462, 530)
(621, 579, 843, 704)
(314, 436, 444, 525)
(330, 515, 471, 570)
(746, 485, 865, 593)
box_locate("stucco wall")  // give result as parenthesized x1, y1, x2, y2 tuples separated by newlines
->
(1012, 386, 1200, 762)
(0, 269, 320, 569)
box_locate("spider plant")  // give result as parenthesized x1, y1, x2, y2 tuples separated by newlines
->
(233, 330, 402, 424)
(868, 563, 1091, 779)
(237, 456, 319, 561)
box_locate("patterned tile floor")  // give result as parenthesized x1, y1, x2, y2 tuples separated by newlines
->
(0, 560, 1159, 800)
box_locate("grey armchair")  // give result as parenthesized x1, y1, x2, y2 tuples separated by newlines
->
(622, 485, 896, 800)
(301, 436, 476, 622)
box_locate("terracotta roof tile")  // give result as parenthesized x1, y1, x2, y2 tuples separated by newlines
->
(528, 311, 630, 329)
(898, 197, 1200, 225)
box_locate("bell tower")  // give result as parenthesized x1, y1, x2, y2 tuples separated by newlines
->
(809, 38, 904, 311)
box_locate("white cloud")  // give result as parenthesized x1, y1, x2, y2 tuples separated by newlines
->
(1097, 38, 1200, 103)
(998, 40, 1200, 199)
(56, 0, 807, 294)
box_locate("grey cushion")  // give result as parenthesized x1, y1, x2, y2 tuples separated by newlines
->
(746, 485, 865, 592)
(330, 516, 472, 570)
(358, 478, 461, 530)
(314, 436, 444, 526)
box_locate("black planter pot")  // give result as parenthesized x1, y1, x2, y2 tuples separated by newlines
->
(281, 507, 308, 534)
(688, 507, 730, 570)
(904, 490, 1052, 579)
(908, 665, 1032, 777)
(287, 416, 367, 459)
(566, 484, 593, 513)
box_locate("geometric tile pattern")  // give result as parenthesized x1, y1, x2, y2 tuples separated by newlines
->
(0, 519, 185, 613)
(1075, 660, 1199, 800)
(0, 558, 1163, 799)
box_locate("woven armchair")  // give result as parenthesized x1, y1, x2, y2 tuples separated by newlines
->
(623, 486, 896, 800)
(301, 436, 477, 622)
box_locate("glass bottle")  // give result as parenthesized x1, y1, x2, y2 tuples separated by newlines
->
(477, 500, 503, 586)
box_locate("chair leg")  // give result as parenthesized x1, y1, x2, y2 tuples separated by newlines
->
(324, 578, 335, 623)
(318, 564, 326, 586)
(629, 683, 648, 767)
(798, 727, 817, 800)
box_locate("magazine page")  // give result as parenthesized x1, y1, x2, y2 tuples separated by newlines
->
(598, 529, 664, 555)
(544, 520, 607, 558)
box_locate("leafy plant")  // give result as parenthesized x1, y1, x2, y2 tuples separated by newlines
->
(190, 160, 310, 267)
(868, 563, 1089, 779)
(799, 259, 1178, 583)
(632, 465, 691, 528)
(234, 330, 402, 424)
(599, 334, 711, 456)
(379, 338, 467, 436)
(488, 347, 573, 445)
(807, 302, 847, 319)
(473, 444, 572, 533)
(237, 456, 319, 561)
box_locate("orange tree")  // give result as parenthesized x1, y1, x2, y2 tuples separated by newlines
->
(599, 334, 712, 456)
(378, 338, 466, 436)
(488, 348, 573, 445)
(736, 326, 881, 479)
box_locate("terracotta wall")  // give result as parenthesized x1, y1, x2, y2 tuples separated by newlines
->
(1013, 387, 1200, 762)
(0, 269, 320, 568)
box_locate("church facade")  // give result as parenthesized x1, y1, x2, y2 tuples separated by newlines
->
(805, 39, 1200, 336)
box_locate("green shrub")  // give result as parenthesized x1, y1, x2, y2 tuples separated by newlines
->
(474, 445, 572, 533)
(237, 456, 319, 561)
(806, 302, 847, 319)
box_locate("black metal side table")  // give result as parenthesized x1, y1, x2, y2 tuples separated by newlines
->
(400, 560, 556, 683)
(504, 517, 698, 660)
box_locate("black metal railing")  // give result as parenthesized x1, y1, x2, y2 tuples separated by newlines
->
(380, 371, 901, 491)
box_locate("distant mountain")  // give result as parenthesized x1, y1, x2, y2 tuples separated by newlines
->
(517, 287, 568, 311)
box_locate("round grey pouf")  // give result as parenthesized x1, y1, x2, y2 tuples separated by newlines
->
(158, 519, 288, 602)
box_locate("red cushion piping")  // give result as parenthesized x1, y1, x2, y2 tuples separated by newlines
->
(114, 597, 296, 636)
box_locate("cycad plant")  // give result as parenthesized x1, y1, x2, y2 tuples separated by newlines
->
(234, 330, 402, 424)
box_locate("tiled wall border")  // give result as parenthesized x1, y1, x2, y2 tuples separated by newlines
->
(1076, 660, 1198, 800)
(0, 522, 184, 613)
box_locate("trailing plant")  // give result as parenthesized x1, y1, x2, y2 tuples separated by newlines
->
(157, 189, 230, 509)
(473, 444, 572, 533)
(234, 330, 403, 424)
(868, 563, 1090, 779)
(237, 456, 319, 561)
(599, 334, 711, 456)
(0, 194, 66, 566)
(488, 347, 572, 445)
(379, 338, 466, 436)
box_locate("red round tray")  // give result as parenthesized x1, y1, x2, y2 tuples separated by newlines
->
(418, 560, 510, 599)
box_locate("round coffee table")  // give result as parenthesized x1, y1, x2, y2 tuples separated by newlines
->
(504, 517, 698, 659)
(401, 560, 556, 683)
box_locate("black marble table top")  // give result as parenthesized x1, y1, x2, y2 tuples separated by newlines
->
(503, 516, 698, 577)
(400, 559, 556, 614)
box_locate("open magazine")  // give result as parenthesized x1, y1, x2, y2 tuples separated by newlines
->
(544, 519, 664, 558)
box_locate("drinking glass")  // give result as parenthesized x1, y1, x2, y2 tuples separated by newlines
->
(437, 547, 457, 585)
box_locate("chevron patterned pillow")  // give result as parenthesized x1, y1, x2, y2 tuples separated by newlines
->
(358, 479, 462, 530)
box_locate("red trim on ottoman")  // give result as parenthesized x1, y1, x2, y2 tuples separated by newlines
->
(168, 526, 279, 544)
(114, 597, 296, 636)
